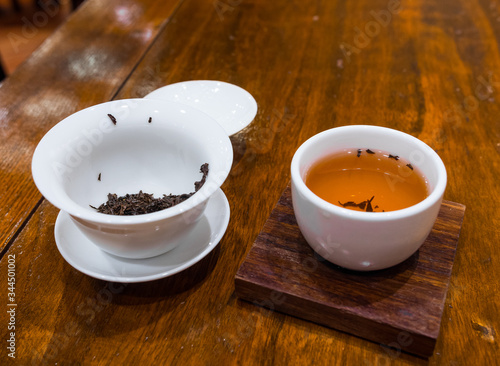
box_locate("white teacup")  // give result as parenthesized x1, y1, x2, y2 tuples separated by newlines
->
(291, 125, 447, 271)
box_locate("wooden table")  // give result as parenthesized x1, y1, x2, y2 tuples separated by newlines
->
(0, 0, 498, 364)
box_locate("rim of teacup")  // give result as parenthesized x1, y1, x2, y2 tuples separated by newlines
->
(291, 125, 447, 221)
(31, 98, 233, 225)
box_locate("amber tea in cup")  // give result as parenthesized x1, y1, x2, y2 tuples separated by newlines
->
(292, 125, 447, 270)
(305, 148, 429, 212)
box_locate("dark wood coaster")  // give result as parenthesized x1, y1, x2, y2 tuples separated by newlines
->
(235, 185, 465, 358)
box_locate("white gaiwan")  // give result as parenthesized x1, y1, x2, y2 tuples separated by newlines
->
(32, 98, 233, 259)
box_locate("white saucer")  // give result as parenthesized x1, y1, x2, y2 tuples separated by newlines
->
(144, 80, 257, 136)
(54, 189, 230, 283)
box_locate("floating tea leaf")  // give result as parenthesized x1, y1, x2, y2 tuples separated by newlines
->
(366, 196, 375, 212)
(338, 196, 375, 212)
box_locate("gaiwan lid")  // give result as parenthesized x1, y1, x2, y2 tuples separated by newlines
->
(144, 80, 258, 136)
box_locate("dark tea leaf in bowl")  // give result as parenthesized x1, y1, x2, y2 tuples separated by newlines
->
(92, 164, 209, 215)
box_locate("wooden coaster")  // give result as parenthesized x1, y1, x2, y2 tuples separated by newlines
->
(235, 185, 465, 358)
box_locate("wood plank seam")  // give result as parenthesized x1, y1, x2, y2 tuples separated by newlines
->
(0, 196, 44, 260)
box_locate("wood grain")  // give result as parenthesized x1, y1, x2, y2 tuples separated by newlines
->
(0, 0, 499, 364)
(0, 0, 182, 253)
(235, 185, 465, 358)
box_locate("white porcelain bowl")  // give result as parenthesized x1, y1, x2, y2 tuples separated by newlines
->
(32, 99, 233, 259)
(291, 125, 447, 271)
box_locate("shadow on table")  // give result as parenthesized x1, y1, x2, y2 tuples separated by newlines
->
(94, 243, 220, 297)
(58, 244, 221, 335)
